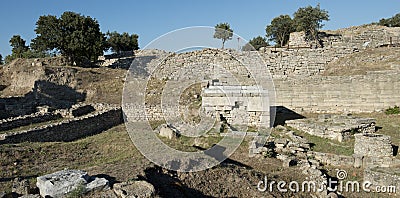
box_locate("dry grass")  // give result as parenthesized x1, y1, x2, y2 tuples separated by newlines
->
(324, 47, 400, 76)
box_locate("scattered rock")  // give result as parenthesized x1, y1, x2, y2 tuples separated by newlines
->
(283, 158, 297, 167)
(86, 177, 110, 192)
(12, 178, 30, 195)
(159, 124, 176, 139)
(113, 180, 155, 198)
(36, 169, 110, 198)
(37, 170, 89, 198)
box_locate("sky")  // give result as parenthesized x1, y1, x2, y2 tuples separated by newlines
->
(0, 0, 399, 56)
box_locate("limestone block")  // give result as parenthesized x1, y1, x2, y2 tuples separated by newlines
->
(159, 125, 176, 139)
(36, 170, 90, 198)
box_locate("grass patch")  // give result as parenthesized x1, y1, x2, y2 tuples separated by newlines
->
(385, 105, 400, 115)
(286, 126, 354, 156)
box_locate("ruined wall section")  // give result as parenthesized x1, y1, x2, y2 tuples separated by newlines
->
(0, 106, 123, 144)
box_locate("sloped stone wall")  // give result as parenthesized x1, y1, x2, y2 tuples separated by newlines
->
(0, 107, 123, 144)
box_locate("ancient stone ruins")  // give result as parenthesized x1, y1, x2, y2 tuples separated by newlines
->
(0, 24, 400, 197)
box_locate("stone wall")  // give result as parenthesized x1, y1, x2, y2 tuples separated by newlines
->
(274, 70, 400, 113)
(0, 107, 123, 144)
(286, 114, 376, 142)
(354, 133, 393, 157)
(0, 112, 62, 132)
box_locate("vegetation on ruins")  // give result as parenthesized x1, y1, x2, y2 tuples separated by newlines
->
(265, 4, 329, 47)
(378, 13, 400, 27)
(213, 23, 233, 49)
(293, 4, 329, 45)
(242, 36, 269, 51)
(385, 105, 400, 115)
(106, 31, 139, 53)
(31, 11, 107, 64)
(265, 15, 295, 47)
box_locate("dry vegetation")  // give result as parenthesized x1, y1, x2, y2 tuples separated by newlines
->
(324, 47, 400, 76)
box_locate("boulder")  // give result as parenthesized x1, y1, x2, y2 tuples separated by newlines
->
(36, 169, 110, 198)
(86, 177, 110, 192)
(36, 170, 89, 198)
(113, 181, 155, 198)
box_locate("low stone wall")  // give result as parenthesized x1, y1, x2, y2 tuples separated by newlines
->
(312, 152, 355, 167)
(0, 107, 123, 144)
(0, 112, 62, 132)
(285, 114, 376, 142)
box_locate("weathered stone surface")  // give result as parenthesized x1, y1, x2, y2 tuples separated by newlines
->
(86, 177, 110, 192)
(113, 181, 155, 198)
(354, 133, 393, 157)
(36, 169, 110, 198)
(364, 167, 400, 191)
(36, 170, 89, 198)
(286, 114, 376, 142)
(12, 178, 30, 195)
(159, 124, 176, 139)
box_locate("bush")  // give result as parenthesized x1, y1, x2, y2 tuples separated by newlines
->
(385, 105, 400, 115)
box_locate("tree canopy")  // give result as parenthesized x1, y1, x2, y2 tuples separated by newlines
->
(378, 13, 400, 27)
(10, 35, 29, 58)
(242, 36, 269, 51)
(0, 54, 3, 65)
(293, 4, 329, 43)
(214, 23, 233, 49)
(106, 31, 139, 53)
(266, 15, 295, 47)
(31, 11, 106, 64)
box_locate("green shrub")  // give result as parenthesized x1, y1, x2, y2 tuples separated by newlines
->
(385, 106, 400, 115)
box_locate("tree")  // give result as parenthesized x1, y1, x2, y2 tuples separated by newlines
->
(106, 31, 139, 53)
(266, 15, 295, 47)
(0, 54, 3, 65)
(31, 11, 106, 64)
(378, 13, 400, 27)
(10, 35, 29, 58)
(214, 23, 233, 49)
(242, 36, 269, 51)
(293, 4, 329, 45)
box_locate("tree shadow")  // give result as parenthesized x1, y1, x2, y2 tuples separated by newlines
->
(0, 80, 85, 118)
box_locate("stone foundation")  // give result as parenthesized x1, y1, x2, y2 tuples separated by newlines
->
(0, 107, 123, 144)
(285, 114, 376, 142)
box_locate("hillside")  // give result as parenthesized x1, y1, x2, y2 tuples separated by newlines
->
(324, 47, 400, 76)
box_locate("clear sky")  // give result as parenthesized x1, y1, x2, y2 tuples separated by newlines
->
(0, 0, 399, 56)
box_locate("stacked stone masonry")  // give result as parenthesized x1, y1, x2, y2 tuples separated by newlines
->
(0, 104, 123, 144)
